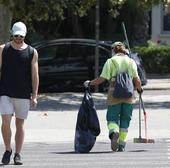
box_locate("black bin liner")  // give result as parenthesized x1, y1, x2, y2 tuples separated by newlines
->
(74, 89, 100, 153)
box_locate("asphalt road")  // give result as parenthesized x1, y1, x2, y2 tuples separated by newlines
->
(0, 90, 170, 167)
(0, 139, 170, 168)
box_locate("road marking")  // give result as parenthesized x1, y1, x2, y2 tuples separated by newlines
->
(166, 139, 170, 142)
(166, 139, 170, 160)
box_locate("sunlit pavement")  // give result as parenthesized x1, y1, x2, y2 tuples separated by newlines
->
(0, 77, 170, 167)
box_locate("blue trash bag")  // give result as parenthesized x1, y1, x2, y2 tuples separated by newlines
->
(74, 88, 100, 153)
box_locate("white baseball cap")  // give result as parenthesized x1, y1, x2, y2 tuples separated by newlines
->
(12, 21, 27, 37)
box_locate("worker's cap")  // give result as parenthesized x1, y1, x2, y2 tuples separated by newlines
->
(12, 21, 27, 37)
(111, 41, 125, 48)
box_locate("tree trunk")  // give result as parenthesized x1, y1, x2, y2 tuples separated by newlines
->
(131, 10, 150, 46)
(0, 2, 13, 44)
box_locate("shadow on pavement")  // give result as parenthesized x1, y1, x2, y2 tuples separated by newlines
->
(128, 150, 148, 152)
(36, 93, 107, 112)
(35, 93, 170, 112)
(51, 151, 113, 154)
(134, 101, 170, 110)
(0, 163, 14, 166)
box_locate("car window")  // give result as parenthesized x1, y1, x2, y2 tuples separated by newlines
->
(99, 47, 111, 67)
(70, 44, 95, 63)
(67, 43, 110, 67)
(38, 45, 56, 61)
(38, 44, 69, 66)
(55, 44, 69, 61)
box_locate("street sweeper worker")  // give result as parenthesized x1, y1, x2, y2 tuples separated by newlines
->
(84, 41, 142, 152)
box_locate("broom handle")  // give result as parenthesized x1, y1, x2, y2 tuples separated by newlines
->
(122, 22, 131, 53)
(140, 95, 148, 140)
(139, 94, 142, 139)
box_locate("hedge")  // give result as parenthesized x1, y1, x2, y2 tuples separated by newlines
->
(134, 46, 170, 74)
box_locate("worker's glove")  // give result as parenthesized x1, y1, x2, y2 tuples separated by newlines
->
(137, 88, 143, 94)
(83, 80, 91, 88)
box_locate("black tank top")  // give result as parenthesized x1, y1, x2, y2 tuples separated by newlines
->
(0, 43, 34, 99)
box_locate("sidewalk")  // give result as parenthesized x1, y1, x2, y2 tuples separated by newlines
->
(143, 78, 170, 90)
(143, 74, 170, 90)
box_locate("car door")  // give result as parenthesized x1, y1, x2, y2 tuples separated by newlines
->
(38, 43, 69, 92)
(64, 43, 96, 91)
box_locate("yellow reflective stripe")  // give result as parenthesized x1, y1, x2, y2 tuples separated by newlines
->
(119, 131, 128, 142)
(107, 122, 119, 132)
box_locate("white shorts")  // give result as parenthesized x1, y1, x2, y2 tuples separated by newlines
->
(0, 96, 30, 119)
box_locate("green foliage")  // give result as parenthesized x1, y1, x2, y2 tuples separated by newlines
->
(0, 0, 164, 22)
(12, 0, 67, 21)
(134, 46, 170, 73)
(108, 0, 126, 17)
(68, 0, 96, 17)
(0, 0, 96, 21)
(0, 0, 167, 24)
(125, 0, 166, 9)
(0, 0, 168, 42)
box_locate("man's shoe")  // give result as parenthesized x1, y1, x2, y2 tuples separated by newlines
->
(1, 150, 12, 165)
(14, 153, 23, 165)
(118, 145, 125, 152)
(110, 132, 119, 151)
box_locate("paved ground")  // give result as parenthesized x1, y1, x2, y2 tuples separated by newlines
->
(0, 139, 170, 168)
(143, 77, 170, 90)
(0, 77, 170, 167)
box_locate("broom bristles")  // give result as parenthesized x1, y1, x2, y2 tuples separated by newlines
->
(133, 137, 155, 143)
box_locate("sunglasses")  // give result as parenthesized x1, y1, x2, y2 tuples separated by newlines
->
(13, 35, 24, 38)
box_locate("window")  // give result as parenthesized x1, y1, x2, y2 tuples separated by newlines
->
(38, 44, 69, 66)
(38, 45, 56, 61)
(162, 2, 170, 31)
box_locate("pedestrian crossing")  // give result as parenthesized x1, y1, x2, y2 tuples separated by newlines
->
(0, 139, 170, 168)
(165, 139, 170, 160)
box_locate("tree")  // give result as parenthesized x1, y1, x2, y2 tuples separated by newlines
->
(0, 0, 14, 43)
(0, 0, 97, 42)
(0, 0, 168, 44)
(117, 0, 163, 46)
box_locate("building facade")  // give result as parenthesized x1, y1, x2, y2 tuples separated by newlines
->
(152, 3, 170, 44)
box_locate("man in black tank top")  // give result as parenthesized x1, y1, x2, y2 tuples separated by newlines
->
(0, 21, 39, 165)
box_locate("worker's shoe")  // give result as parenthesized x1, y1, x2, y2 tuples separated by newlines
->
(110, 132, 119, 151)
(118, 145, 125, 152)
(1, 150, 12, 165)
(14, 153, 23, 165)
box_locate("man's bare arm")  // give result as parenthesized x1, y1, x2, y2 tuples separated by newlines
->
(0, 44, 5, 77)
(31, 49, 39, 99)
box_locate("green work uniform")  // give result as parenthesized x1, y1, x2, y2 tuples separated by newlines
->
(100, 53, 139, 147)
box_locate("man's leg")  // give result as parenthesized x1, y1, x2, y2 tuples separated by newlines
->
(118, 103, 133, 151)
(12, 98, 30, 165)
(13, 118, 25, 165)
(106, 104, 121, 151)
(1, 115, 12, 151)
(1, 114, 13, 164)
(15, 118, 25, 154)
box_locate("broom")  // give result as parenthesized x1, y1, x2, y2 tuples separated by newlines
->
(133, 93, 155, 143)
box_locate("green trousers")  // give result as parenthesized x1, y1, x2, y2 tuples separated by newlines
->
(107, 103, 133, 147)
